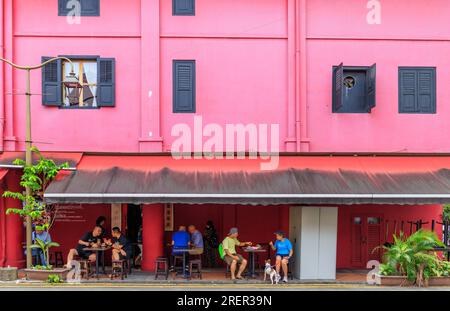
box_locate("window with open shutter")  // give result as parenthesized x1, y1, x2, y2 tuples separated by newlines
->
(399, 67, 436, 114)
(97, 58, 116, 107)
(173, 0, 195, 16)
(58, 0, 100, 16)
(333, 63, 377, 113)
(42, 56, 62, 106)
(173, 60, 196, 113)
(41, 55, 115, 108)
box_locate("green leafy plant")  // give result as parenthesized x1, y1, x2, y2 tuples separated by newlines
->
(30, 238, 61, 268)
(381, 230, 446, 286)
(47, 274, 64, 284)
(3, 147, 68, 269)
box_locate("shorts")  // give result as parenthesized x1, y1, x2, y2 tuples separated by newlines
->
(76, 248, 93, 259)
(119, 251, 132, 260)
(276, 254, 290, 261)
(224, 254, 244, 265)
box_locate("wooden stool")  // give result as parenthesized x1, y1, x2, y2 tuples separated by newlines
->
(173, 255, 184, 272)
(78, 260, 92, 280)
(155, 257, 169, 280)
(50, 251, 64, 268)
(189, 259, 202, 280)
(111, 260, 127, 280)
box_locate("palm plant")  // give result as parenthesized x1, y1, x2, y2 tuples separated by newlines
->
(30, 238, 60, 269)
(380, 230, 445, 286)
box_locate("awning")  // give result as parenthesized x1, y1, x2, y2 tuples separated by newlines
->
(44, 155, 450, 205)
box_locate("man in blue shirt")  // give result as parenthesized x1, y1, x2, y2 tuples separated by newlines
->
(172, 226, 190, 255)
(188, 225, 204, 255)
(269, 231, 293, 283)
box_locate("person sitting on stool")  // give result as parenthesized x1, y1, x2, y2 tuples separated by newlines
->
(269, 231, 293, 283)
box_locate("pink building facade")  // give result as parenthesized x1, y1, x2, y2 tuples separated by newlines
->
(0, 0, 449, 279)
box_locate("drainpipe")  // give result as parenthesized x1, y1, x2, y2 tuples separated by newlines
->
(0, 0, 5, 267)
(295, 0, 300, 152)
(296, 0, 308, 152)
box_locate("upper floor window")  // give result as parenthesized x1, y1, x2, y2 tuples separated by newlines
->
(58, 0, 100, 17)
(332, 63, 376, 113)
(42, 56, 115, 108)
(399, 67, 436, 114)
(173, 0, 195, 16)
(173, 60, 196, 113)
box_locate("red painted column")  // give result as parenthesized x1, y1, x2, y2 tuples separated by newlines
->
(141, 204, 164, 271)
(4, 172, 25, 268)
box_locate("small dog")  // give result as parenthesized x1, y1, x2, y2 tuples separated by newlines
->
(264, 259, 279, 284)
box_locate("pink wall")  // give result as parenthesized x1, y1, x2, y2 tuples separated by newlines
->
(1, 0, 450, 153)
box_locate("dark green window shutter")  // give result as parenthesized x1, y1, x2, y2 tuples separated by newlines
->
(332, 63, 344, 113)
(173, 0, 195, 16)
(97, 58, 115, 107)
(42, 56, 62, 106)
(399, 67, 436, 114)
(173, 60, 196, 113)
(417, 69, 436, 113)
(366, 63, 376, 112)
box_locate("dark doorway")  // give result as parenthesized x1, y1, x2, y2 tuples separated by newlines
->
(127, 204, 142, 244)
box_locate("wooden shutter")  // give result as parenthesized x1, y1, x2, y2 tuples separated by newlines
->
(97, 58, 116, 107)
(173, 0, 195, 16)
(173, 60, 196, 113)
(42, 56, 62, 106)
(366, 63, 376, 112)
(332, 63, 344, 112)
(417, 68, 436, 113)
(399, 69, 417, 113)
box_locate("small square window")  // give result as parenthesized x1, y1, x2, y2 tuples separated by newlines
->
(332, 63, 376, 113)
(399, 67, 436, 114)
(58, 0, 100, 17)
(173, 0, 195, 16)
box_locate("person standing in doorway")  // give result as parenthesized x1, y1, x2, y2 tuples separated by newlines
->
(204, 220, 219, 267)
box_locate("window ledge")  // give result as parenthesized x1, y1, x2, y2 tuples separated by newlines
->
(58, 106, 101, 110)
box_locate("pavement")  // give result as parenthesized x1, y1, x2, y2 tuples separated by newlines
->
(0, 282, 450, 291)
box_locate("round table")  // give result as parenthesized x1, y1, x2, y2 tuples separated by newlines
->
(83, 246, 111, 278)
(243, 248, 267, 278)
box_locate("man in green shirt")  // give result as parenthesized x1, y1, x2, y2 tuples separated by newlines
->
(222, 227, 253, 280)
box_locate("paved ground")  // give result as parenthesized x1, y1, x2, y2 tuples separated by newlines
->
(0, 282, 449, 291)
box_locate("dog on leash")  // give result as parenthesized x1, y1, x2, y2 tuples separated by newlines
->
(263, 259, 279, 284)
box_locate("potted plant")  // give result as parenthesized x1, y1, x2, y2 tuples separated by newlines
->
(3, 147, 69, 281)
(377, 230, 450, 287)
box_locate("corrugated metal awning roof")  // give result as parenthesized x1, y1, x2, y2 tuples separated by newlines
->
(43, 155, 450, 205)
